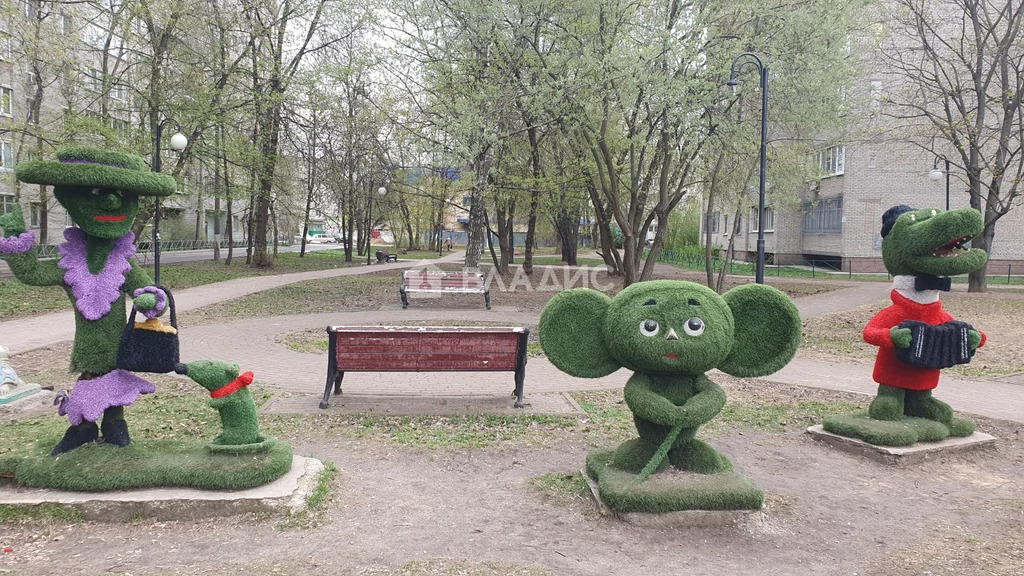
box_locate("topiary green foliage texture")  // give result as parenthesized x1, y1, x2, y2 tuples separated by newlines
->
(540, 280, 802, 513)
(16, 147, 177, 199)
(823, 206, 989, 447)
(11, 437, 293, 492)
(1, 146, 175, 456)
(178, 360, 275, 453)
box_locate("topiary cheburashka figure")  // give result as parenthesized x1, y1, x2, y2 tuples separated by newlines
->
(0, 147, 174, 455)
(822, 206, 989, 446)
(540, 280, 801, 513)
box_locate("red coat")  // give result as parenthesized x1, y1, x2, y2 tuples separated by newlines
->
(863, 290, 986, 391)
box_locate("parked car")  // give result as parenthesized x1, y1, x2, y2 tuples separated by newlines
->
(307, 234, 336, 244)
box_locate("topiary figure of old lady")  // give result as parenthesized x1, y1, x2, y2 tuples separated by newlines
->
(0, 146, 175, 455)
(539, 280, 802, 513)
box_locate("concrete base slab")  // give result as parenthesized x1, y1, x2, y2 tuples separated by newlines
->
(0, 388, 55, 421)
(0, 383, 42, 405)
(581, 469, 763, 529)
(806, 425, 996, 465)
(261, 392, 584, 416)
(0, 455, 324, 522)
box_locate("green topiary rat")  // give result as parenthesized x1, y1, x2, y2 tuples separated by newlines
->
(175, 360, 274, 453)
(540, 280, 801, 487)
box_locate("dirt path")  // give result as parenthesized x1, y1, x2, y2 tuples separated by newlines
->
(2, 408, 1022, 576)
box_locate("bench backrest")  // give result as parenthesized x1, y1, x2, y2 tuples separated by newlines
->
(328, 326, 526, 372)
(403, 270, 485, 290)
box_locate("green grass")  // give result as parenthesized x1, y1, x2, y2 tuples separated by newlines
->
(10, 437, 293, 492)
(278, 460, 338, 529)
(530, 472, 591, 507)
(520, 256, 607, 267)
(0, 249, 362, 320)
(0, 503, 85, 525)
(197, 274, 397, 319)
(659, 254, 893, 282)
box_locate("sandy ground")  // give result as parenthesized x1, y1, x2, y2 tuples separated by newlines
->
(2, 378, 1022, 576)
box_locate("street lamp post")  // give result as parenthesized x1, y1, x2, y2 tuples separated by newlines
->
(929, 156, 951, 211)
(438, 195, 444, 257)
(367, 186, 387, 265)
(153, 120, 187, 285)
(727, 52, 769, 285)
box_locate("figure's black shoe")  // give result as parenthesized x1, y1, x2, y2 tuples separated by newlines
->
(50, 422, 99, 456)
(100, 419, 131, 447)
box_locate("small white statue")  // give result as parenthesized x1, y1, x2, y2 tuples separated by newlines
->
(0, 345, 24, 393)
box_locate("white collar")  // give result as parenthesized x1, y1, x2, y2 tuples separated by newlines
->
(893, 275, 940, 305)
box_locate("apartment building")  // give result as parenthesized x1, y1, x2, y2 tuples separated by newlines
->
(1, 3, 249, 247)
(703, 21, 1024, 274)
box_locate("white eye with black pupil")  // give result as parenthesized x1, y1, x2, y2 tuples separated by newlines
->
(684, 317, 705, 336)
(639, 320, 659, 337)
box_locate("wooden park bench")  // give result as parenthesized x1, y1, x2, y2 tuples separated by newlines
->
(321, 326, 529, 409)
(400, 270, 490, 309)
(375, 249, 398, 263)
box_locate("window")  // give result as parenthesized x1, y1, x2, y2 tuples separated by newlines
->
(750, 206, 775, 232)
(802, 197, 843, 233)
(816, 145, 845, 177)
(0, 86, 12, 116)
(61, 14, 73, 36)
(0, 140, 13, 170)
(870, 81, 883, 110)
(111, 83, 127, 101)
(29, 202, 43, 228)
(0, 194, 16, 215)
(22, 0, 33, 19)
(710, 211, 720, 233)
(111, 117, 128, 135)
(0, 32, 11, 61)
(722, 215, 729, 236)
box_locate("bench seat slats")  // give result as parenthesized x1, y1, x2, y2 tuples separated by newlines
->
(321, 326, 529, 409)
(400, 271, 491, 309)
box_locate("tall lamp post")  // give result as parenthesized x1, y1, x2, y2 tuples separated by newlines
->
(438, 195, 444, 257)
(929, 155, 951, 211)
(366, 186, 387, 265)
(727, 52, 769, 284)
(153, 120, 187, 285)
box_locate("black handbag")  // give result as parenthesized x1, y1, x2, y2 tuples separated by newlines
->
(116, 287, 179, 373)
(894, 320, 976, 370)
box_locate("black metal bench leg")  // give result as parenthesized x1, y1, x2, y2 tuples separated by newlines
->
(513, 368, 525, 408)
(333, 371, 345, 395)
(320, 368, 334, 409)
(401, 287, 408, 309)
(484, 289, 491, 310)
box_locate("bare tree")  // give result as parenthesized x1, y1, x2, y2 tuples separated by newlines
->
(880, 0, 1024, 291)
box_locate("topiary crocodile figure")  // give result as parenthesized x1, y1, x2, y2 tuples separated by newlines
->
(823, 206, 989, 446)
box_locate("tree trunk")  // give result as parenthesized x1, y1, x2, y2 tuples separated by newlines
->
(968, 222, 995, 292)
(555, 206, 579, 266)
(465, 143, 493, 268)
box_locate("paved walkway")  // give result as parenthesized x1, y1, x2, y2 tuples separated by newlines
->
(0, 251, 465, 355)
(4, 256, 1022, 423)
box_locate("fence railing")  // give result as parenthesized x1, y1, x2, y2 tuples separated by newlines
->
(657, 249, 1024, 284)
(33, 239, 283, 259)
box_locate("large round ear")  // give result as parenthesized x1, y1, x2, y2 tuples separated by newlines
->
(718, 284, 801, 378)
(539, 288, 619, 378)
